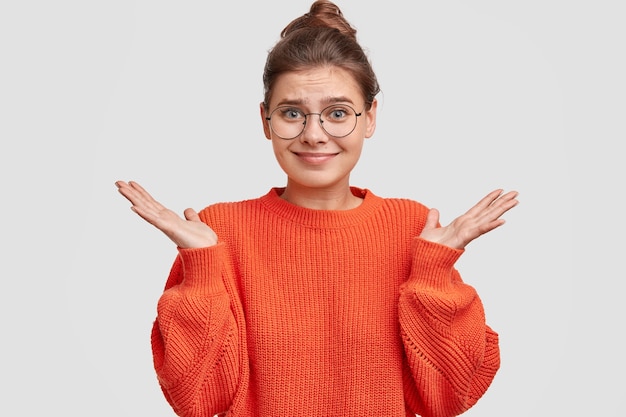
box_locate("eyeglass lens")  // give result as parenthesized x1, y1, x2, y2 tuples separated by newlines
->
(268, 105, 360, 139)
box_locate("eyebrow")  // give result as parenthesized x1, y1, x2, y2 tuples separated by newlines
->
(275, 96, 356, 107)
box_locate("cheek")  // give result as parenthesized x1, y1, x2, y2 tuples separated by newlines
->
(270, 141, 296, 176)
(271, 139, 289, 162)
(345, 134, 366, 154)
(351, 142, 365, 161)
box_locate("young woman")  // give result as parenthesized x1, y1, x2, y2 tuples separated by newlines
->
(116, 1, 518, 416)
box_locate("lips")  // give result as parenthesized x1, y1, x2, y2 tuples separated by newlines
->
(293, 152, 339, 165)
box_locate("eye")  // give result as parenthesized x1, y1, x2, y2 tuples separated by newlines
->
(324, 106, 350, 121)
(278, 107, 304, 121)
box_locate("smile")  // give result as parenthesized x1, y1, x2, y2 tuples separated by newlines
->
(293, 152, 339, 165)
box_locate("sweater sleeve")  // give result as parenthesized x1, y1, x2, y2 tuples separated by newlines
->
(151, 243, 244, 417)
(399, 237, 500, 417)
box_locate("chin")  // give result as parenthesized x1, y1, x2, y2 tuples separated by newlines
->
(290, 172, 349, 189)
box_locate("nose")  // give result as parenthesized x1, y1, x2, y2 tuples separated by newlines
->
(300, 113, 328, 145)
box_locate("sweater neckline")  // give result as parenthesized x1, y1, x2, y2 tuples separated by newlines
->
(259, 186, 382, 228)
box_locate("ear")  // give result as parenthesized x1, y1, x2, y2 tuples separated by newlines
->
(364, 98, 377, 138)
(260, 102, 271, 140)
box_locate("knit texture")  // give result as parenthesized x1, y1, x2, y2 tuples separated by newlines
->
(151, 187, 500, 417)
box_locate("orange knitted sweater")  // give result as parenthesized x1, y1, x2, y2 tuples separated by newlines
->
(151, 187, 500, 417)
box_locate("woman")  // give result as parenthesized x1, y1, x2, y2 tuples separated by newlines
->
(116, 1, 518, 416)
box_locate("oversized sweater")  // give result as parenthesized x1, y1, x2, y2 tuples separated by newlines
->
(151, 187, 500, 417)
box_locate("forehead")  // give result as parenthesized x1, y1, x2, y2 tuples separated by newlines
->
(269, 66, 362, 108)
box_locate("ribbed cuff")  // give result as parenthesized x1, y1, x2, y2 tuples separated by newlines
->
(177, 242, 227, 294)
(408, 237, 464, 292)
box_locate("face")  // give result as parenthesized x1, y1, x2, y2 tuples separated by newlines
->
(260, 66, 377, 193)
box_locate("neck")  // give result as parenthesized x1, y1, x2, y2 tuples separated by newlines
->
(279, 183, 362, 211)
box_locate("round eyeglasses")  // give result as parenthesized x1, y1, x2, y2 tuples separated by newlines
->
(265, 104, 362, 140)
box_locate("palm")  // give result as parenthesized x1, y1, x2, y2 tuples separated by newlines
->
(420, 189, 519, 250)
(115, 181, 218, 249)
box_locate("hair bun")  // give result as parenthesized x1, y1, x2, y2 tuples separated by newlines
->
(281, 0, 357, 41)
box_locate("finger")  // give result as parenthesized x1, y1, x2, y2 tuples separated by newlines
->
(468, 189, 519, 220)
(128, 180, 152, 198)
(477, 218, 507, 236)
(492, 190, 519, 207)
(127, 181, 159, 206)
(124, 181, 167, 214)
(475, 192, 519, 235)
(423, 208, 440, 230)
(184, 208, 201, 222)
(117, 184, 150, 210)
(116, 182, 169, 227)
(481, 189, 508, 207)
(497, 192, 519, 212)
(116, 181, 141, 205)
(485, 191, 519, 220)
(464, 189, 503, 217)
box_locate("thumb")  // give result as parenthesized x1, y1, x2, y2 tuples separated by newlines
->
(183, 208, 201, 222)
(424, 208, 440, 231)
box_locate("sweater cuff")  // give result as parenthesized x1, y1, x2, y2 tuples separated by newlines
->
(177, 242, 227, 294)
(408, 237, 464, 292)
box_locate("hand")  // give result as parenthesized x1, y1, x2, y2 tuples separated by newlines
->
(419, 189, 519, 250)
(115, 180, 218, 249)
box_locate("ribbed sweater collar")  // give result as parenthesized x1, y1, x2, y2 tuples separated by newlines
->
(259, 186, 383, 229)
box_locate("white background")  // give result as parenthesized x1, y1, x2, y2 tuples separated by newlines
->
(1, 0, 623, 415)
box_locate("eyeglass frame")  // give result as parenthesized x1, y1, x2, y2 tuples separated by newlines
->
(264, 104, 363, 140)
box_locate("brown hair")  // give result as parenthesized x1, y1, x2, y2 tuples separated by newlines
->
(262, 0, 380, 110)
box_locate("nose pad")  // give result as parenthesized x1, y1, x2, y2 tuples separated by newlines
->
(300, 114, 328, 143)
